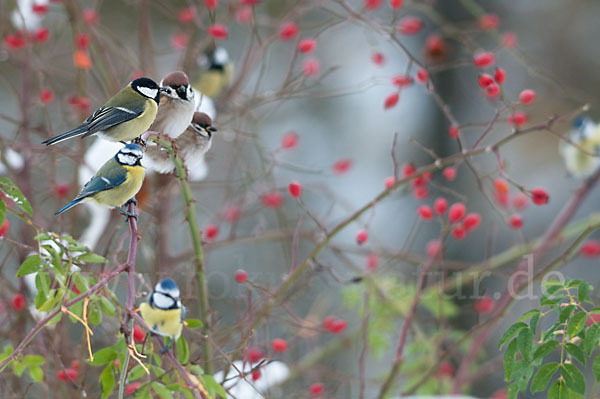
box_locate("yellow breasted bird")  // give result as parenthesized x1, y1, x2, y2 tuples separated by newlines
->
(42, 78, 164, 145)
(193, 46, 233, 98)
(55, 144, 145, 219)
(559, 116, 600, 178)
(139, 278, 186, 352)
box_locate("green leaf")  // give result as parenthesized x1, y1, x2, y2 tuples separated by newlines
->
(531, 362, 559, 392)
(0, 177, 32, 216)
(89, 347, 117, 366)
(568, 313, 587, 338)
(100, 364, 115, 399)
(16, 255, 42, 277)
(499, 322, 528, 349)
(560, 305, 576, 323)
(72, 272, 90, 293)
(77, 253, 108, 263)
(593, 354, 600, 381)
(584, 323, 600, 355)
(533, 340, 560, 360)
(185, 319, 203, 329)
(36, 288, 61, 312)
(565, 343, 586, 365)
(548, 380, 570, 399)
(127, 365, 147, 382)
(507, 384, 519, 399)
(189, 365, 204, 376)
(561, 363, 585, 395)
(176, 336, 189, 365)
(29, 365, 43, 382)
(13, 361, 26, 377)
(531, 312, 541, 334)
(504, 339, 518, 381)
(0, 198, 6, 226)
(151, 382, 173, 399)
(99, 297, 116, 317)
(22, 355, 44, 367)
(202, 375, 227, 398)
(578, 283, 591, 303)
(517, 327, 533, 362)
(88, 301, 102, 326)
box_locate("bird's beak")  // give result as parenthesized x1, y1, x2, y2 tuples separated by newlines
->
(209, 126, 217, 132)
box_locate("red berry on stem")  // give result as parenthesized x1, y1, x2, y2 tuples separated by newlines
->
(247, 348, 264, 363)
(298, 38, 316, 53)
(580, 240, 600, 258)
(463, 213, 481, 232)
(133, 325, 146, 343)
(279, 22, 299, 41)
(5, 34, 26, 50)
(70, 360, 80, 370)
(333, 159, 352, 174)
(302, 58, 320, 76)
(426, 239, 442, 258)
(34, 27, 49, 43)
(512, 193, 529, 210)
(125, 383, 141, 394)
(41, 88, 54, 104)
(207, 24, 228, 39)
(494, 67, 506, 84)
(451, 225, 466, 240)
(530, 187, 549, 205)
(171, 32, 188, 50)
(32, 3, 48, 14)
(12, 293, 25, 310)
(448, 126, 459, 138)
(236, 7, 253, 24)
(384, 176, 396, 189)
(397, 16, 423, 35)
(434, 197, 447, 214)
(288, 181, 302, 198)
(389, 0, 403, 8)
(54, 183, 71, 198)
(402, 162, 415, 177)
(365, 0, 382, 10)
(486, 83, 500, 97)
(310, 382, 324, 395)
(392, 74, 412, 87)
(473, 52, 495, 68)
(509, 214, 523, 229)
(494, 179, 509, 194)
(442, 167, 456, 181)
(223, 205, 242, 222)
(416, 68, 428, 83)
(502, 32, 518, 48)
(508, 111, 527, 127)
(478, 13, 499, 31)
(234, 269, 248, 283)
(261, 192, 283, 208)
(204, 224, 219, 240)
(271, 338, 288, 352)
(329, 319, 347, 333)
(281, 131, 299, 149)
(478, 73, 494, 88)
(413, 186, 428, 200)
(473, 296, 494, 313)
(204, 0, 218, 9)
(438, 362, 455, 377)
(0, 219, 9, 238)
(252, 370, 261, 381)
(356, 230, 368, 245)
(371, 51, 385, 65)
(384, 92, 399, 109)
(417, 205, 434, 220)
(83, 9, 100, 24)
(366, 253, 379, 271)
(448, 203, 466, 223)
(519, 89, 536, 105)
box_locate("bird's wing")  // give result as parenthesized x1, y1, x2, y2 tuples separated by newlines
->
(75, 172, 127, 200)
(81, 106, 145, 138)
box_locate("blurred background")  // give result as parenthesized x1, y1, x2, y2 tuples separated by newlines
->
(1, 0, 600, 397)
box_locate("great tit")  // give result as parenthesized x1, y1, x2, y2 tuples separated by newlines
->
(55, 143, 145, 218)
(42, 78, 164, 146)
(139, 278, 186, 352)
(559, 116, 600, 178)
(145, 112, 217, 174)
(193, 46, 234, 98)
(149, 71, 196, 138)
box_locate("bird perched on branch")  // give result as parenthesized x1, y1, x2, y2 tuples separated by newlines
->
(139, 278, 186, 352)
(144, 112, 217, 175)
(559, 116, 600, 178)
(149, 71, 196, 139)
(42, 78, 164, 145)
(55, 143, 145, 219)
(194, 46, 233, 99)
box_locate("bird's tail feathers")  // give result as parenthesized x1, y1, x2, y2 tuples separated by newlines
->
(55, 198, 84, 215)
(42, 125, 88, 146)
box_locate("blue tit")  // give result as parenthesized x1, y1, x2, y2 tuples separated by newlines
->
(559, 116, 600, 178)
(42, 78, 165, 146)
(139, 278, 186, 352)
(145, 112, 217, 174)
(193, 46, 233, 98)
(55, 143, 145, 218)
(149, 71, 196, 139)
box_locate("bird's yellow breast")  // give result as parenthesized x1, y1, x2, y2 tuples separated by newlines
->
(91, 165, 145, 208)
(139, 302, 183, 339)
(104, 99, 158, 142)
